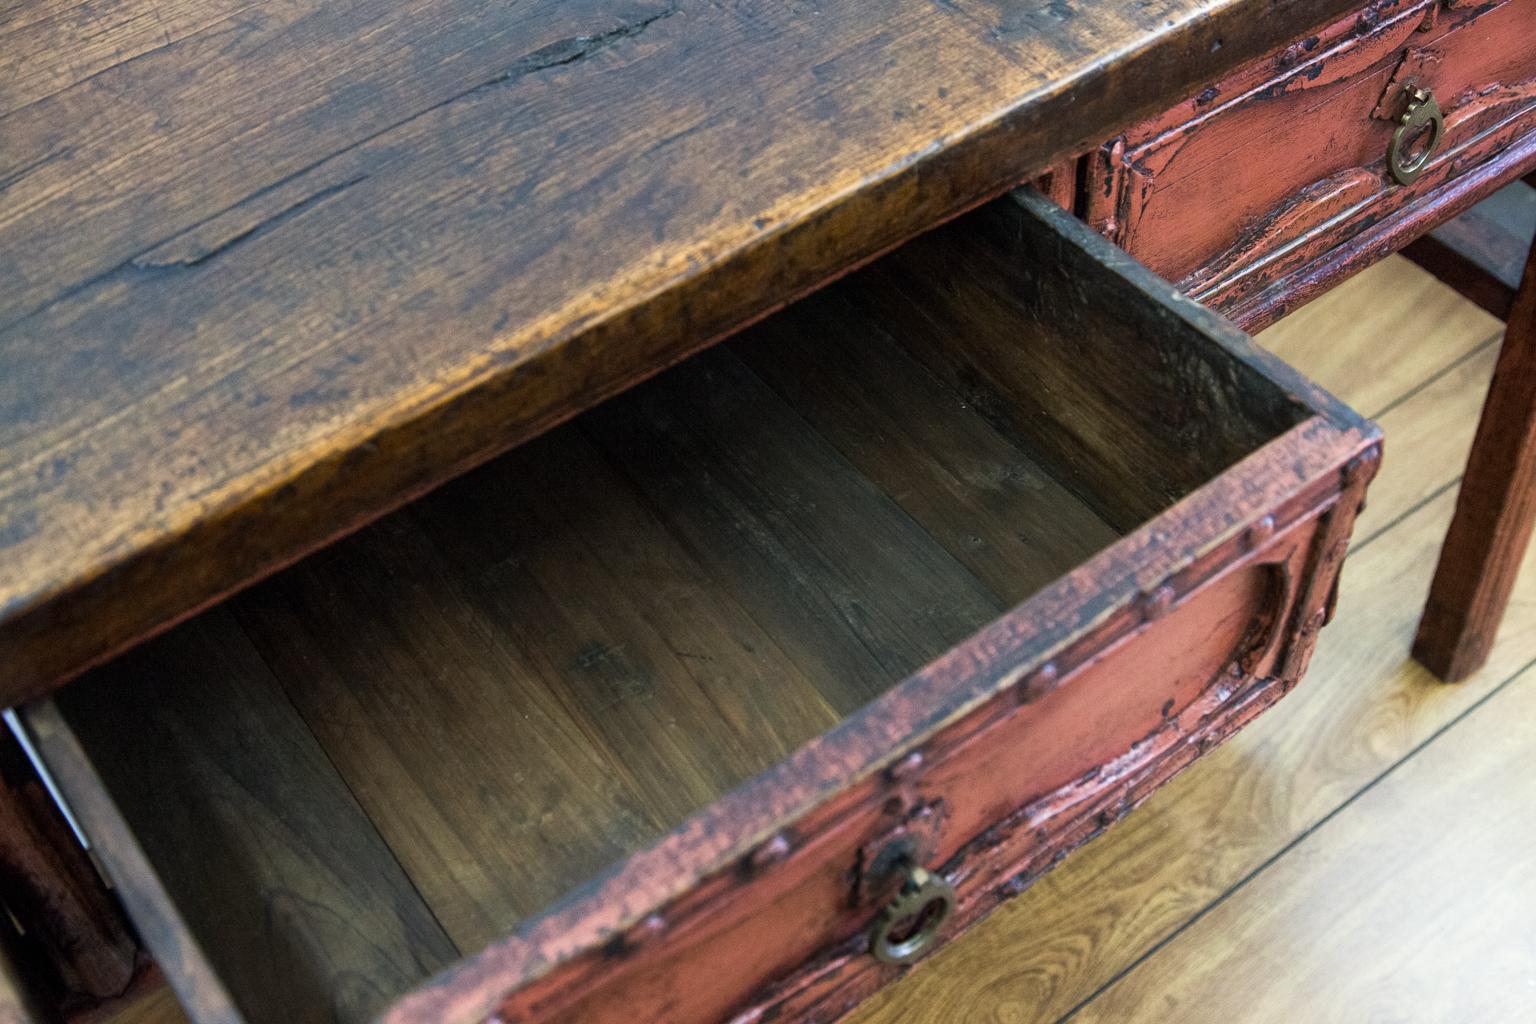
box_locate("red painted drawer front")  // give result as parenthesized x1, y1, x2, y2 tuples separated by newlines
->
(1089, 0, 1536, 308)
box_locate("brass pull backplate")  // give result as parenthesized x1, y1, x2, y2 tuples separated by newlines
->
(868, 862, 956, 965)
(1387, 85, 1444, 186)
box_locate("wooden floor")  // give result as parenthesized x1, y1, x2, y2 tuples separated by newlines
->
(95, 252, 1533, 1024)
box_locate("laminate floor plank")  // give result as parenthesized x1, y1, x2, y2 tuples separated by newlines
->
(1353, 338, 1499, 544)
(1073, 654, 1536, 1024)
(1250, 255, 1502, 417)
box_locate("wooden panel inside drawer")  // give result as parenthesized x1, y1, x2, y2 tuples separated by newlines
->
(1090, 0, 1536, 310)
(18, 193, 1379, 1024)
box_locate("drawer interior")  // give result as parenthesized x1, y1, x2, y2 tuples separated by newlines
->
(27, 195, 1313, 1024)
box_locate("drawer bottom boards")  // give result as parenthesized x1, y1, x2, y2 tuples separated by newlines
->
(19, 192, 1379, 1024)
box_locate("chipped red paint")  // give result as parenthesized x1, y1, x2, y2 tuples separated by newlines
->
(1220, 134, 1536, 333)
(1086, 0, 1536, 330)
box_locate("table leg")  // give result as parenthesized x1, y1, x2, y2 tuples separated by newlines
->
(1413, 238, 1536, 681)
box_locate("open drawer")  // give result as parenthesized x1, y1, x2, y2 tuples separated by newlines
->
(15, 191, 1379, 1024)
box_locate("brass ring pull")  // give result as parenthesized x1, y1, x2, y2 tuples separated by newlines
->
(1387, 86, 1444, 186)
(868, 862, 956, 965)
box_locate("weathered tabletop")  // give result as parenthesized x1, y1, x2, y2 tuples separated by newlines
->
(0, 0, 1357, 703)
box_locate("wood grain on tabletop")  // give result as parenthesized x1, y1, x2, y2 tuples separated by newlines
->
(848, 255, 1530, 1024)
(0, 0, 1366, 702)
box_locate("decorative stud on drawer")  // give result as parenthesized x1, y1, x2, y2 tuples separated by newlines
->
(1244, 514, 1277, 551)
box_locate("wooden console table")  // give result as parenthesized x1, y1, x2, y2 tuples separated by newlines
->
(0, 0, 1528, 1021)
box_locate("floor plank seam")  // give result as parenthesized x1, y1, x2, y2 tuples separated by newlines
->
(1368, 329, 1503, 421)
(1353, 475, 1461, 551)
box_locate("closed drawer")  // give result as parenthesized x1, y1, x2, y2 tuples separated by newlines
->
(1089, 0, 1536, 323)
(15, 192, 1378, 1024)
